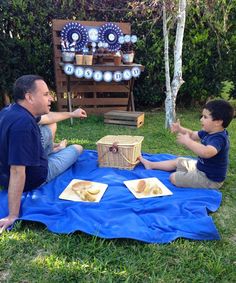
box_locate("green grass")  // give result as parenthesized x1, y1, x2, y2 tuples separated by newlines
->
(0, 110, 235, 283)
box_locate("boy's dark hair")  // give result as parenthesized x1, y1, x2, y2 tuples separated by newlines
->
(204, 99, 234, 128)
(13, 75, 44, 102)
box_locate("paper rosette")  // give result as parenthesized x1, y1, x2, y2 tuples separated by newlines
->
(98, 23, 123, 52)
(61, 22, 89, 52)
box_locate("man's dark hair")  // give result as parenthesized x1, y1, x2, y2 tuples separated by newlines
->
(13, 75, 44, 102)
(204, 99, 234, 128)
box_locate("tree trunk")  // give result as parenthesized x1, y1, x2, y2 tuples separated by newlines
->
(163, 0, 186, 128)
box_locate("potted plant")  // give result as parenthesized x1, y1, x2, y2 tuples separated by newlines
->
(96, 42, 104, 64)
(61, 39, 75, 63)
(113, 50, 122, 66)
(83, 43, 94, 65)
(121, 41, 135, 64)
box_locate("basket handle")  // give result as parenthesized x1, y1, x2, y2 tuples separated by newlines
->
(118, 151, 140, 165)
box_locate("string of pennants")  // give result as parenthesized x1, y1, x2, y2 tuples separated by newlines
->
(63, 63, 141, 82)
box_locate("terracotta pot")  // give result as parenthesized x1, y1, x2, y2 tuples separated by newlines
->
(114, 56, 122, 66)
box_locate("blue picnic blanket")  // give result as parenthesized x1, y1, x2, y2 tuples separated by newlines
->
(0, 150, 222, 243)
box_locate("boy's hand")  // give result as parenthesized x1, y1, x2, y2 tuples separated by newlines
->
(176, 132, 191, 146)
(171, 119, 181, 133)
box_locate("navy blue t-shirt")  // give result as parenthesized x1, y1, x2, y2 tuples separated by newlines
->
(0, 104, 48, 191)
(197, 130, 229, 182)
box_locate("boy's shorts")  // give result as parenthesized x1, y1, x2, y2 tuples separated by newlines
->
(39, 125, 81, 183)
(174, 158, 223, 189)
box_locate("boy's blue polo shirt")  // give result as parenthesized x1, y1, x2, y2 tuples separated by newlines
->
(0, 103, 48, 191)
(197, 130, 229, 182)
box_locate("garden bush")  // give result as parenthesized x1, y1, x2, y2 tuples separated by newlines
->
(0, 0, 235, 109)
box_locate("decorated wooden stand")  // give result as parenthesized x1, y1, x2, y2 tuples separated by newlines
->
(52, 19, 144, 123)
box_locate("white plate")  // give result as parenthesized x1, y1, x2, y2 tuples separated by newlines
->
(124, 177, 173, 199)
(59, 179, 108, 202)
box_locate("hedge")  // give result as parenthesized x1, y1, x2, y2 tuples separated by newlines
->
(0, 0, 235, 109)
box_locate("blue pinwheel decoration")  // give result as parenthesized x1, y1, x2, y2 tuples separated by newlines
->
(98, 23, 123, 52)
(61, 22, 89, 52)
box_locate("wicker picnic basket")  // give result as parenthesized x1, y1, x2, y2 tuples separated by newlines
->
(96, 135, 144, 170)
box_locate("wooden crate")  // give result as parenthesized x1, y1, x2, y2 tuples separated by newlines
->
(104, 110, 145, 128)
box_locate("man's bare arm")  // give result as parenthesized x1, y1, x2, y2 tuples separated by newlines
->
(39, 108, 87, 125)
(0, 166, 25, 233)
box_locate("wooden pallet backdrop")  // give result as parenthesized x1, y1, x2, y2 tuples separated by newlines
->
(52, 19, 133, 114)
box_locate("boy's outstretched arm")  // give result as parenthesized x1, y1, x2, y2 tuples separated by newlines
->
(177, 133, 217, 158)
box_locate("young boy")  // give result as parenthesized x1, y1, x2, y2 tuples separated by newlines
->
(139, 100, 234, 189)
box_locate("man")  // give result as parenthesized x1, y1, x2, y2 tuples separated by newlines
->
(0, 74, 87, 233)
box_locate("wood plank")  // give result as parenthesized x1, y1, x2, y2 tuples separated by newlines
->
(79, 107, 127, 114)
(104, 119, 137, 126)
(104, 110, 144, 120)
(72, 98, 128, 105)
(54, 75, 129, 83)
(56, 103, 126, 113)
(57, 84, 130, 93)
(56, 98, 128, 106)
(104, 119, 144, 128)
(52, 19, 131, 34)
(56, 92, 129, 98)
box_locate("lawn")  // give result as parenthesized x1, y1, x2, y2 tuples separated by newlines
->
(0, 110, 235, 283)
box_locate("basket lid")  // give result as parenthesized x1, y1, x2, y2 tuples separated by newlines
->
(96, 135, 144, 145)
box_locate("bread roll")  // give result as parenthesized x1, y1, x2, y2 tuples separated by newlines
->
(135, 180, 146, 193)
(72, 181, 92, 191)
(143, 182, 151, 195)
